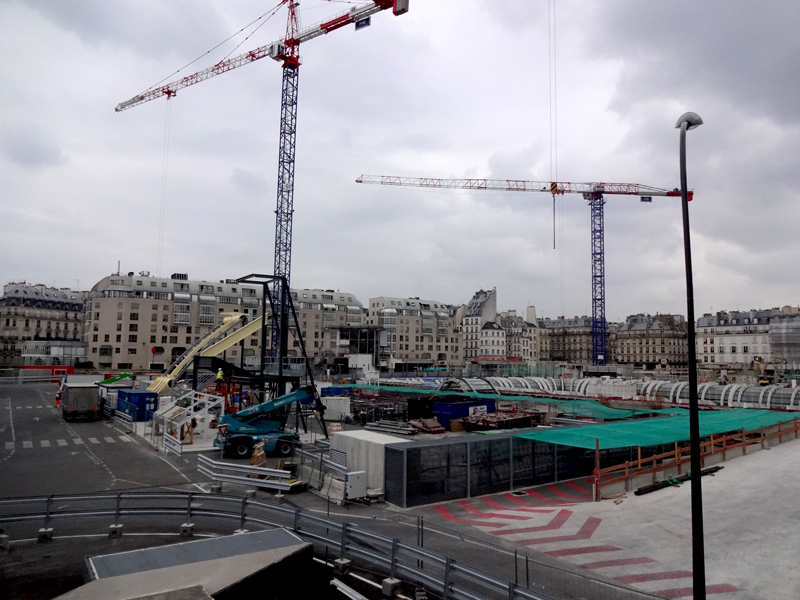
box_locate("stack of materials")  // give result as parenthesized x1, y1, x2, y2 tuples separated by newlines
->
(365, 420, 417, 435)
(456, 411, 542, 432)
(411, 418, 445, 434)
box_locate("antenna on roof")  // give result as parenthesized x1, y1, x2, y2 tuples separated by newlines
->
(117, 261, 121, 276)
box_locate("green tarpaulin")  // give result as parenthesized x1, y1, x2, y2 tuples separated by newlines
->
(515, 409, 799, 450)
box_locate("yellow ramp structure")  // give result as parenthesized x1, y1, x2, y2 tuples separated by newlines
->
(147, 314, 250, 394)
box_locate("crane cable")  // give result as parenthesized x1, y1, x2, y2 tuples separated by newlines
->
(548, 0, 564, 318)
(144, 2, 285, 94)
(156, 97, 172, 278)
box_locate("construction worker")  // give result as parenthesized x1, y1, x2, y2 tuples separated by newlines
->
(216, 368, 224, 391)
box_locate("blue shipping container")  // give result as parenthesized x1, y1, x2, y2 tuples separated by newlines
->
(432, 399, 496, 430)
(118, 389, 158, 421)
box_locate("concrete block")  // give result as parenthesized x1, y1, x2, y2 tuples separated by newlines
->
(108, 524, 124, 539)
(37, 528, 53, 543)
(382, 577, 401, 597)
(274, 493, 285, 504)
(333, 558, 351, 575)
(233, 529, 249, 535)
(180, 523, 194, 538)
(209, 482, 222, 494)
(245, 489, 257, 499)
(0, 534, 9, 550)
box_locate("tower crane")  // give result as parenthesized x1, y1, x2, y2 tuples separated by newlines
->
(116, 1, 409, 395)
(355, 174, 692, 366)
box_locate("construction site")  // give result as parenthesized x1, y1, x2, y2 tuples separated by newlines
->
(1, 1, 797, 600)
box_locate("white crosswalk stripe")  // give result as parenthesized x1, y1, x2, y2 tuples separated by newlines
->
(26, 406, 32, 409)
(8, 436, 140, 450)
(35, 406, 42, 409)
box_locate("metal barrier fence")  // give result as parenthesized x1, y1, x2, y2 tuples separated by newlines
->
(197, 455, 293, 491)
(0, 376, 62, 385)
(114, 399, 136, 433)
(0, 491, 659, 600)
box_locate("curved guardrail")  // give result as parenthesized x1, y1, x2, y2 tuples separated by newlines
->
(0, 491, 562, 600)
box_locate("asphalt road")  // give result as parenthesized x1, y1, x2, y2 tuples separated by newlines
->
(0, 383, 205, 498)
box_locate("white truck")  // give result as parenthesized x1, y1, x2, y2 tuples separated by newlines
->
(61, 382, 99, 421)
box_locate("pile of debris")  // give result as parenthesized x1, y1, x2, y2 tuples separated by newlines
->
(411, 418, 445, 434)
(456, 411, 543, 432)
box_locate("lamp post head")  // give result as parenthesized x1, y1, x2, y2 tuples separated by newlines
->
(676, 112, 703, 130)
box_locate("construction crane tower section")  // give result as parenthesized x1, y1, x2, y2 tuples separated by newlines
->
(356, 174, 690, 366)
(116, 1, 409, 396)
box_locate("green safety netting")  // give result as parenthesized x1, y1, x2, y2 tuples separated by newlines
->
(515, 409, 799, 450)
(341, 384, 671, 420)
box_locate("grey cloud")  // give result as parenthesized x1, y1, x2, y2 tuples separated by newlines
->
(0, 123, 68, 168)
(577, 1, 800, 125)
(21, 0, 232, 60)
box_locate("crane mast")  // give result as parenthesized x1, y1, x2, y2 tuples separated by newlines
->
(356, 174, 689, 366)
(116, 1, 409, 396)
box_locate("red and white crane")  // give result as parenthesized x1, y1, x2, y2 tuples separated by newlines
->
(116, 1, 409, 395)
(356, 174, 691, 366)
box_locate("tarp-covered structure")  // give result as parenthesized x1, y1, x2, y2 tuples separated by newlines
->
(516, 409, 798, 450)
(344, 384, 666, 420)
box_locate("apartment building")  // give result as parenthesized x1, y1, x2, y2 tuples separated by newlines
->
(85, 272, 364, 370)
(367, 296, 461, 369)
(615, 313, 688, 369)
(498, 310, 539, 364)
(1, 283, 86, 366)
(696, 307, 800, 368)
(539, 316, 594, 363)
(461, 288, 497, 361)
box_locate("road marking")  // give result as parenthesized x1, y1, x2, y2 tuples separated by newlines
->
(57, 439, 68, 446)
(26, 406, 32, 409)
(22, 441, 33, 448)
(104, 437, 116, 443)
(118, 436, 133, 443)
(88, 437, 100, 444)
(73, 438, 84, 445)
(5, 442, 13, 450)
(581, 557, 656, 569)
(658, 584, 739, 598)
(40, 440, 51, 447)
(35, 405, 42, 409)
(546, 545, 621, 557)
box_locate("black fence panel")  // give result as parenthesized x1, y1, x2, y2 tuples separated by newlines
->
(405, 443, 468, 507)
(384, 446, 406, 507)
(469, 438, 511, 497)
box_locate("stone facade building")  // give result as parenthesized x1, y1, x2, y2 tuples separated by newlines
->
(1, 283, 86, 366)
(84, 272, 364, 371)
(615, 313, 688, 370)
(367, 296, 460, 370)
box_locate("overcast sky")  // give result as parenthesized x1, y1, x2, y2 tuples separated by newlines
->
(1, 0, 798, 323)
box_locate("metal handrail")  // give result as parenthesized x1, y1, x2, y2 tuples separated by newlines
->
(0, 491, 569, 600)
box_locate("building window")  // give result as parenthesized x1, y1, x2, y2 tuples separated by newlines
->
(128, 335, 138, 343)
(115, 347, 121, 354)
(92, 334, 98, 342)
(116, 334, 122, 342)
(186, 337, 191, 344)
(169, 336, 178, 344)
(117, 312, 123, 320)
(161, 336, 167, 343)
(128, 348, 137, 354)
(129, 324, 138, 332)
(150, 336, 156, 343)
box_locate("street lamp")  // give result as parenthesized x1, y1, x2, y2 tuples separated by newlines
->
(676, 111, 705, 599)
